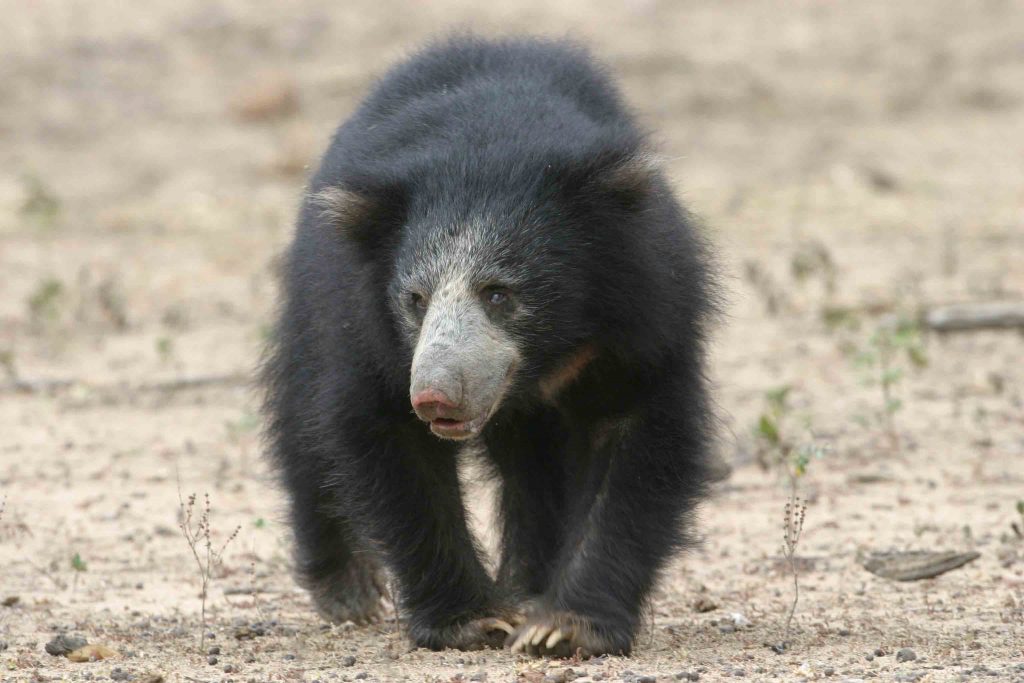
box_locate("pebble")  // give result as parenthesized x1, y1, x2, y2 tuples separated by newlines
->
(208, 645, 221, 656)
(874, 648, 885, 657)
(731, 669, 746, 677)
(637, 676, 657, 683)
(729, 613, 752, 628)
(207, 655, 218, 665)
(895, 673, 925, 682)
(692, 596, 718, 613)
(675, 672, 700, 681)
(110, 668, 130, 681)
(354, 673, 369, 680)
(342, 655, 357, 666)
(470, 672, 487, 681)
(896, 648, 917, 663)
(45, 634, 88, 656)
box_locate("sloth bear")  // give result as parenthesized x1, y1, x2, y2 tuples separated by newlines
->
(262, 35, 717, 657)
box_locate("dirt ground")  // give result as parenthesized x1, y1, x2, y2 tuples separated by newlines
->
(2, 1, 1023, 681)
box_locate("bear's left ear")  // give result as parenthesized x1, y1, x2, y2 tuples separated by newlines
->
(555, 150, 663, 210)
(592, 152, 661, 204)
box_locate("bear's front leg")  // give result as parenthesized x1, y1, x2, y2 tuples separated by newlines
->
(341, 423, 517, 650)
(509, 384, 713, 657)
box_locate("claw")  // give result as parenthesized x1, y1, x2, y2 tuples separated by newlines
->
(530, 625, 549, 646)
(511, 625, 536, 654)
(481, 618, 515, 635)
(545, 628, 565, 650)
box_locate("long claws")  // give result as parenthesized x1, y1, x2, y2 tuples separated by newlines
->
(530, 625, 549, 647)
(481, 618, 515, 636)
(545, 628, 565, 649)
(510, 625, 536, 654)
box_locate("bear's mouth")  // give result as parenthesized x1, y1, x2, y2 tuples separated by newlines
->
(429, 417, 473, 439)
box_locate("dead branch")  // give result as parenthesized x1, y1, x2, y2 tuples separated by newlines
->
(925, 302, 1024, 332)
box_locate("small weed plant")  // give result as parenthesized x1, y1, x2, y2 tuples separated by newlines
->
(178, 490, 240, 651)
(852, 317, 927, 446)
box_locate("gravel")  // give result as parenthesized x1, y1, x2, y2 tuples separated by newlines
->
(44, 633, 88, 657)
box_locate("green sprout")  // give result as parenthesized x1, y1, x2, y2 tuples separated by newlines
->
(853, 317, 927, 445)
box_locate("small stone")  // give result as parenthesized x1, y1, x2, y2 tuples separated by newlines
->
(729, 612, 751, 628)
(718, 623, 736, 634)
(896, 648, 917, 663)
(342, 655, 357, 666)
(874, 648, 885, 657)
(895, 673, 925, 683)
(824, 667, 835, 676)
(692, 596, 718, 613)
(223, 664, 234, 673)
(1, 596, 19, 607)
(67, 644, 118, 662)
(283, 653, 296, 660)
(231, 74, 300, 122)
(208, 655, 218, 665)
(637, 676, 657, 683)
(355, 673, 369, 680)
(0, 641, 7, 652)
(245, 654, 256, 663)
(110, 668, 130, 681)
(470, 673, 487, 681)
(865, 654, 874, 662)
(45, 633, 88, 656)
(675, 672, 700, 681)
(208, 646, 221, 656)
(732, 669, 746, 677)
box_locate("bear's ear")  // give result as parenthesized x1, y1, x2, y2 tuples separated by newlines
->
(311, 184, 405, 246)
(311, 186, 377, 240)
(593, 152, 661, 203)
(554, 150, 663, 210)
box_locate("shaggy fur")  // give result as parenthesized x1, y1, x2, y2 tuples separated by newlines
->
(262, 35, 718, 656)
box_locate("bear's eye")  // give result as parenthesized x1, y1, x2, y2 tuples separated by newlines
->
(482, 287, 512, 307)
(409, 292, 428, 312)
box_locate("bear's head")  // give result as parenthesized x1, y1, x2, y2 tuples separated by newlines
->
(314, 149, 659, 440)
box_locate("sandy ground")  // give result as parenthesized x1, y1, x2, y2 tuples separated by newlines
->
(2, 1, 1023, 681)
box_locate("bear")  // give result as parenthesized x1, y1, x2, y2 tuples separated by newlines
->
(261, 35, 718, 658)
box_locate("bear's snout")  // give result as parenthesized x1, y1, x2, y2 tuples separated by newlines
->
(411, 388, 464, 422)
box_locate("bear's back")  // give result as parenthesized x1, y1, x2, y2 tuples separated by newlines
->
(316, 37, 640, 186)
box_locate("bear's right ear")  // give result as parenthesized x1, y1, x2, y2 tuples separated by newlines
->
(310, 184, 405, 247)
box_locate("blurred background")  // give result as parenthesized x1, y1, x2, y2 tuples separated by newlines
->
(1, 1, 1022, 680)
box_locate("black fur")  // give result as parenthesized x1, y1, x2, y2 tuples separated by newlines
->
(262, 35, 718, 656)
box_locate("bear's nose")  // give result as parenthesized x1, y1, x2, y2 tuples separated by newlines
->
(411, 388, 462, 422)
